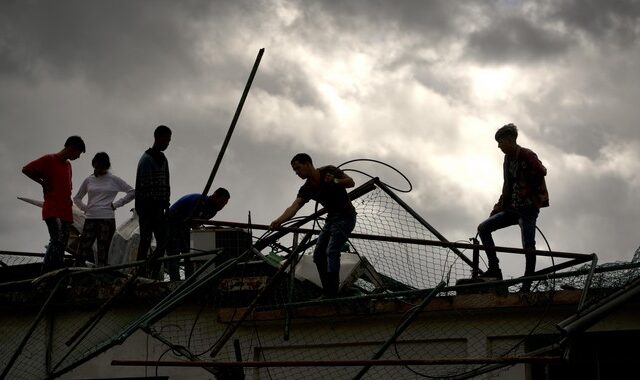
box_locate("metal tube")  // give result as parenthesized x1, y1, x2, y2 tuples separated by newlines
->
(1, 276, 67, 379)
(353, 281, 446, 379)
(111, 356, 563, 368)
(198, 48, 264, 200)
(204, 220, 590, 260)
(557, 274, 640, 336)
(209, 233, 313, 358)
(375, 179, 474, 267)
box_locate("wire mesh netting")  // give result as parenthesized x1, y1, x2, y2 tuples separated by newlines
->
(2, 180, 640, 379)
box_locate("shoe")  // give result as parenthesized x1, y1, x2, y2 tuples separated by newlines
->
(479, 268, 503, 280)
(519, 282, 531, 293)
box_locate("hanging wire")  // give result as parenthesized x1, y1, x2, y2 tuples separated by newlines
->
(338, 158, 413, 193)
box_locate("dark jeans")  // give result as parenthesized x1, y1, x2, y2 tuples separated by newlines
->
(166, 220, 190, 281)
(44, 218, 70, 272)
(137, 207, 168, 278)
(313, 214, 356, 296)
(477, 207, 539, 277)
(313, 215, 356, 274)
(79, 218, 116, 267)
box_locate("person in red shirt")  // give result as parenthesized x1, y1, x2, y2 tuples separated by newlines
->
(23, 135, 86, 272)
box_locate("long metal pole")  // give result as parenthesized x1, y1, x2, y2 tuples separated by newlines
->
(111, 356, 563, 368)
(209, 232, 313, 358)
(1, 276, 67, 379)
(353, 281, 446, 380)
(203, 220, 590, 260)
(199, 48, 264, 200)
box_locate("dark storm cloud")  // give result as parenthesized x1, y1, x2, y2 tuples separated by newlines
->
(257, 61, 324, 110)
(466, 16, 571, 63)
(310, 0, 472, 38)
(551, 0, 640, 47)
(0, 1, 222, 95)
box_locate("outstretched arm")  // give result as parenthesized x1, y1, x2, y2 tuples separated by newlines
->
(270, 197, 307, 229)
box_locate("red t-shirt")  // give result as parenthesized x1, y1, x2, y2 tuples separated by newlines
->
(23, 154, 73, 222)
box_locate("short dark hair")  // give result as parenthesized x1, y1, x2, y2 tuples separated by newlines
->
(65, 135, 86, 153)
(291, 153, 312, 165)
(92, 152, 111, 170)
(154, 125, 172, 138)
(213, 187, 230, 199)
(495, 123, 518, 141)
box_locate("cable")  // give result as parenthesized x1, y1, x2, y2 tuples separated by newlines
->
(337, 158, 413, 193)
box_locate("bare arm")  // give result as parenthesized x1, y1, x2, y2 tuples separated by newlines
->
(22, 167, 48, 192)
(324, 169, 355, 188)
(270, 197, 307, 229)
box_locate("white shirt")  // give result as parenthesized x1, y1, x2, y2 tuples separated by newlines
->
(73, 173, 135, 219)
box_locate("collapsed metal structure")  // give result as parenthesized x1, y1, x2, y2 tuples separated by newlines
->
(2, 176, 639, 379)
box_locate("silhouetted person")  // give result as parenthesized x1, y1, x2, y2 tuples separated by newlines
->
(270, 153, 356, 297)
(23, 135, 86, 272)
(73, 152, 135, 267)
(166, 187, 230, 280)
(135, 125, 171, 278)
(477, 123, 549, 292)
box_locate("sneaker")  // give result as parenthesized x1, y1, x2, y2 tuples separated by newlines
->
(479, 268, 503, 280)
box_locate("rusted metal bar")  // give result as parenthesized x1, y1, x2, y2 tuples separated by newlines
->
(187, 48, 264, 226)
(354, 281, 446, 379)
(578, 253, 599, 311)
(209, 232, 314, 358)
(111, 356, 563, 368)
(198, 48, 264, 200)
(203, 220, 589, 260)
(1, 276, 68, 379)
(375, 179, 474, 267)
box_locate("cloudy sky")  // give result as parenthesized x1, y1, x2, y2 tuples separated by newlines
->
(1, 0, 639, 278)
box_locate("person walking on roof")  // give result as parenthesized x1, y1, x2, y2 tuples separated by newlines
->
(270, 153, 357, 298)
(135, 125, 171, 278)
(73, 152, 135, 267)
(477, 123, 549, 292)
(22, 135, 86, 272)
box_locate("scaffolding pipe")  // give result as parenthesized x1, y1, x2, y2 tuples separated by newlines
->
(203, 220, 590, 260)
(111, 356, 563, 368)
(375, 180, 473, 267)
(209, 233, 314, 357)
(1, 276, 68, 379)
(451, 340, 566, 380)
(557, 274, 640, 336)
(353, 281, 446, 380)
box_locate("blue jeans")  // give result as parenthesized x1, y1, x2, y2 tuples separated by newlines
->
(313, 215, 356, 274)
(44, 218, 70, 272)
(477, 207, 539, 276)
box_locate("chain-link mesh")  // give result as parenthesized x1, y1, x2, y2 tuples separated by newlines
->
(2, 181, 640, 379)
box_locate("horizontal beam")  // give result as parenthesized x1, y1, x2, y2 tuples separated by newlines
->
(112, 356, 563, 368)
(202, 220, 590, 260)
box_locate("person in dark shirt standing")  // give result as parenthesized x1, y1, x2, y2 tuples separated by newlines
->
(135, 125, 171, 278)
(23, 135, 86, 272)
(477, 123, 549, 292)
(166, 187, 230, 280)
(270, 153, 356, 297)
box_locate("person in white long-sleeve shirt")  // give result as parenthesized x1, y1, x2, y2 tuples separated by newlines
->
(73, 152, 135, 266)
